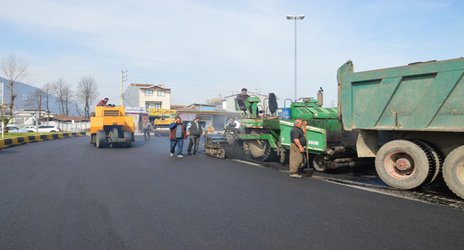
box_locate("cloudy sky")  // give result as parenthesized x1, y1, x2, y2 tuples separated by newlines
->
(0, 0, 463, 106)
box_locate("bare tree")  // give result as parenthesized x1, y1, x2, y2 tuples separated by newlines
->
(74, 102, 83, 117)
(76, 76, 98, 118)
(25, 88, 44, 110)
(0, 55, 28, 126)
(51, 79, 72, 116)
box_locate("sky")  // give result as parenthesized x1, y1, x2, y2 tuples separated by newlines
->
(0, 0, 463, 107)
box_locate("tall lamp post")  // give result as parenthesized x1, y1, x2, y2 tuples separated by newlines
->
(286, 15, 305, 101)
(1, 81, 3, 139)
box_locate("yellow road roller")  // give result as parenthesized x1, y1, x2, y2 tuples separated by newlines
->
(90, 106, 135, 148)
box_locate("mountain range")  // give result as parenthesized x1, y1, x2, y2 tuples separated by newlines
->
(0, 77, 80, 116)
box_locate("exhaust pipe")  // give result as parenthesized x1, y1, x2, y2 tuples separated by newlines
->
(317, 87, 324, 107)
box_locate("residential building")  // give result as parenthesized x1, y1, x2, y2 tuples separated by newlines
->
(123, 83, 171, 110)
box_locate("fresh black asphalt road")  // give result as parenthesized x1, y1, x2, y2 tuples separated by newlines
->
(0, 136, 463, 249)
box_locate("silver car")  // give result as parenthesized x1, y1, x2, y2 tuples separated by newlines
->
(22, 125, 61, 133)
(37, 125, 62, 133)
(6, 125, 28, 133)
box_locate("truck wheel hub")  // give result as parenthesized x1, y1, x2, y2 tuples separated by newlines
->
(395, 158, 412, 171)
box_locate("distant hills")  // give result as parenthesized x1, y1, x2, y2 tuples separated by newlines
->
(0, 77, 80, 115)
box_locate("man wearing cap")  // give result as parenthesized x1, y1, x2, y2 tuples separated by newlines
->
(96, 98, 109, 106)
(187, 116, 203, 155)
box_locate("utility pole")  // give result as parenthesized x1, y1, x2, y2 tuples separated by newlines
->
(1, 81, 3, 139)
(0, 81, 3, 106)
(37, 94, 42, 126)
(121, 70, 128, 106)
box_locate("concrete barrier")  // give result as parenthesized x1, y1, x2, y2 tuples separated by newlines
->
(0, 132, 87, 150)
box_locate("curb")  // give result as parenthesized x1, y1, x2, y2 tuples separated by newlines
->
(0, 132, 87, 150)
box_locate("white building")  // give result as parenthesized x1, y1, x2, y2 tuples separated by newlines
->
(221, 92, 268, 113)
(123, 83, 171, 109)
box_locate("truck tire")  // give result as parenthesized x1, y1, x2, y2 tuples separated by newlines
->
(96, 130, 106, 148)
(375, 140, 434, 190)
(442, 146, 464, 199)
(410, 139, 442, 185)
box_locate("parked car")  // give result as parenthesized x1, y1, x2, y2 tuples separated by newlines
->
(6, 125, 28, 133)
(23, 125, 38, 132)
(37, 125, 62, 133)
(17, 125, 61, 133)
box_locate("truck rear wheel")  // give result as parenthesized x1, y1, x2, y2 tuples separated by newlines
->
(96, 130, 106, 148)
(410, 139, 442, 185)
(442, 146, 464, 199)
(375, 140, 433, 190)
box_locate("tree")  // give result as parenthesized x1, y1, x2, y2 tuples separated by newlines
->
(76, 76, 98, 118)
(25, 88, 44, 110)
(0, 55, 28, 127)
(51, 79, 72, 116)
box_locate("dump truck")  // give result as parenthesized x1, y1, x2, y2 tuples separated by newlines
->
(338, 57, 464, 199)
(90, 106, 135, 148)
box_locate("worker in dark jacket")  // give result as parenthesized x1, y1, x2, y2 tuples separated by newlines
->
(187, 116, 203, 155)
(169, 117, 187, 158)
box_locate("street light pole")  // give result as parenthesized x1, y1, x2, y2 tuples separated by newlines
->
(121, 70, 128, 106)
(0, 81, 3, 105)
(1, 81, 3, 139)
(286, 15, 305, 101)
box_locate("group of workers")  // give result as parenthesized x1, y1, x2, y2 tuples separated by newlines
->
(166, 87, 310, 178)
(168, 116, 203, 158)
(96, 89, 311, 178)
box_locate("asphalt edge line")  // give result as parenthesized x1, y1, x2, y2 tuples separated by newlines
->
(313, 176, 435, 205)
(230, 158, 464, 210)
(232, 159, 266, 168)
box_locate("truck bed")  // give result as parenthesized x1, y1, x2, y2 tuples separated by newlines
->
(338, 57, 464, 132)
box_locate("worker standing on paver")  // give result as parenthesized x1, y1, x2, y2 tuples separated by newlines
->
(169, 117, 187, 158)
(289, 119, 307, 178)
(187, 116, 203, 155)
(96, 98, 109, 106)
(236, 88, 250, 101)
